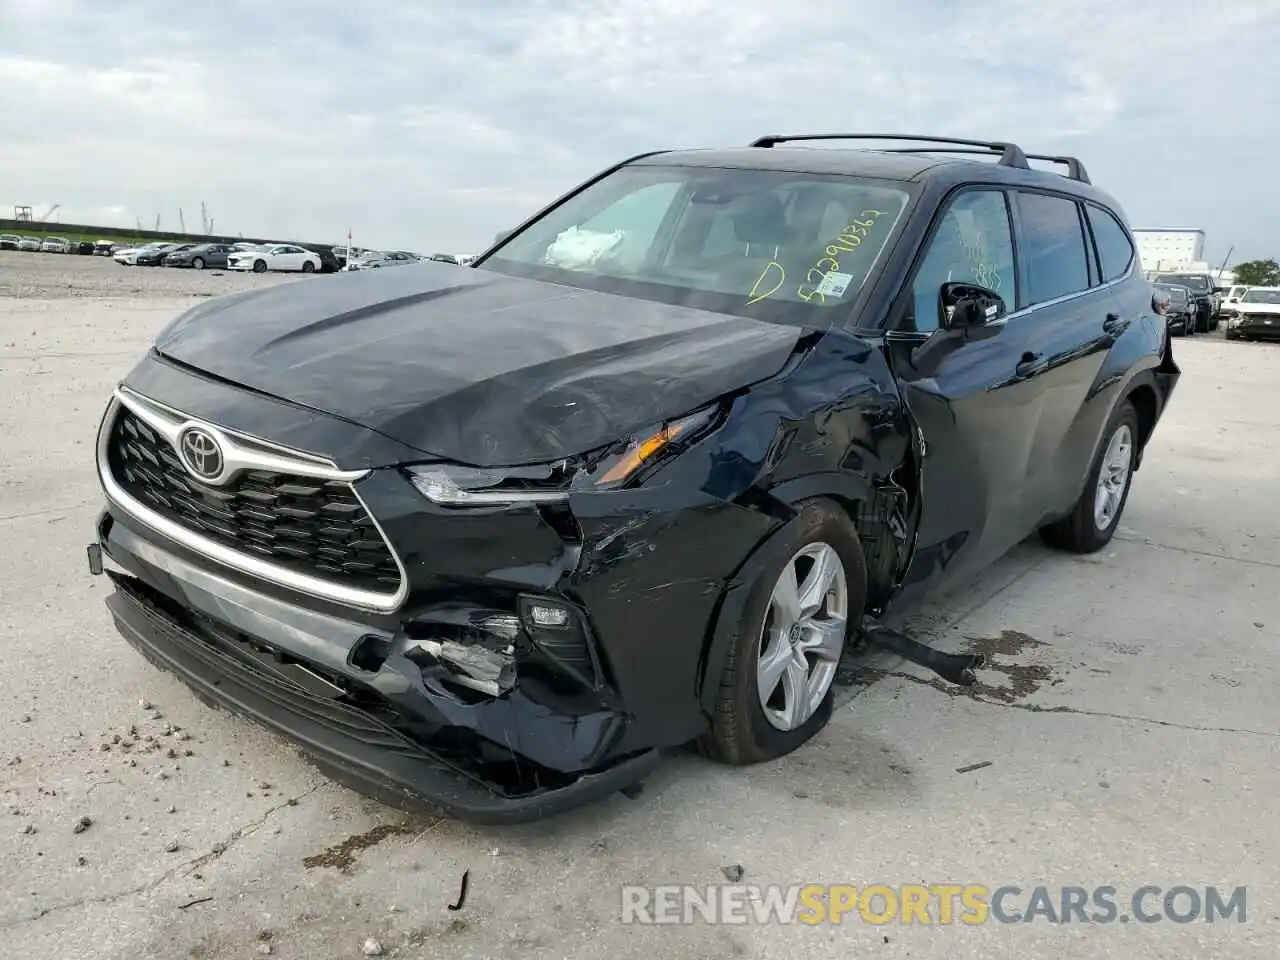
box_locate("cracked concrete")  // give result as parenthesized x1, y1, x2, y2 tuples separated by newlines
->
(2, 268, 1278, 959)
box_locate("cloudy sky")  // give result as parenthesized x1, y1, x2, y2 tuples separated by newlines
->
(2, 0, 1277, 261)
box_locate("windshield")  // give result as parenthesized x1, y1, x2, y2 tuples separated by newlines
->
(1240, 288, 1280, 304)
(1155, 274, 1210, 291)
(481, 164, 912, 327)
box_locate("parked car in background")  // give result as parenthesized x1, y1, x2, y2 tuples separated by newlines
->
(87, 133, 1180, 821)
(41, 236, 70, 253)
(114, 246, 143, 265)
(94, 240, 116, 256)
(76, 240, 95, 255)
(1217, 284, 1250, 315)
(293, 243, 344, 274)
(0, 234, 21, 250)
(136, 244, 186, 266)
(352, 250, 421, 270)
(427, 253, 461, 265)
(163, 243, 238, 270)
(1152, 283, 1196, 335)
(1223, 286, 1280, 341)
(1151, 271, 1217, 332)
(17, 237, 42, 252)
(227, 244, 322, 274)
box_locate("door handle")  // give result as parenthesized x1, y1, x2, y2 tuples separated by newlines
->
(1015, 352, 1043, 377)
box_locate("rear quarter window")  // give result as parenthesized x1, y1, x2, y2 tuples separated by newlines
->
(1085, 205, 1135, 282)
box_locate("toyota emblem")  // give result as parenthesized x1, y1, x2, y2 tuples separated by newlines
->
(178, 426, 224, 481)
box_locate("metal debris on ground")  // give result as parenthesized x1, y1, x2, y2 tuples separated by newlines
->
(447, 870, 470, 911)
(955, 761, 993, 774)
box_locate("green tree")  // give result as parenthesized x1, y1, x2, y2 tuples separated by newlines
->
(1231, 259, 1280, 286)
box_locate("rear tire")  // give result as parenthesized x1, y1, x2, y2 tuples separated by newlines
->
(1040, 400, 1139, 554)
(701, 498, 866, 766)
(302, 260, 316, 273)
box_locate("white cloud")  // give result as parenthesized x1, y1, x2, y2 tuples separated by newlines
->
(1, 0, 1276, 261)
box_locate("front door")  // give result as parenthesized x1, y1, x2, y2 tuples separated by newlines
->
(883, 186, 1051, 599)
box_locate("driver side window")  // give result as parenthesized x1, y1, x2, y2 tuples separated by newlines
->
(908, 190, 1017, 333)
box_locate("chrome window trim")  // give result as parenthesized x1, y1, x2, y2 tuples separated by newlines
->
(97, 386, 409, 614)
(887, 264, 1137, 341)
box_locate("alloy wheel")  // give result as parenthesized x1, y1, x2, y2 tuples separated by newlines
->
(1093, 424, 1133, 531)
(755, 542, 848, 732)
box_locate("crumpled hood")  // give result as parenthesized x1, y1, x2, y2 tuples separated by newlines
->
(154, 263, 804, 467)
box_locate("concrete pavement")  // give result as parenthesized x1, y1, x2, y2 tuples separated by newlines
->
(2, 287, 1276, 959)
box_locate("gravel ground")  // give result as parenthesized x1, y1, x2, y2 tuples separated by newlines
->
(2, 256, 1278, 960)
(0, 249, 309, 299)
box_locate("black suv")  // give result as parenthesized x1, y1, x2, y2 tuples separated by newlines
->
(1151, 271, 1218, 332)
(88, 134, 1179, 823)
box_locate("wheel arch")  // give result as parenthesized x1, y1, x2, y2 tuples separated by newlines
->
(694, 485, 890, 719)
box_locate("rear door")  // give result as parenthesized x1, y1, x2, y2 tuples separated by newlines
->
(1004, 190, 1116, 526)
(885, 185, 1054, 594)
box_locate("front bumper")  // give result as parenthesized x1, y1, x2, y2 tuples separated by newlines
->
(91, 364, 784, 820)
(1226, 315, 1280, 339)
(92, 514, 660, 823)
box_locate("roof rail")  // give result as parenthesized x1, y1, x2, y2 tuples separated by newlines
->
(749, 134, 1030, 170)
(1023, 153, 1091, 184)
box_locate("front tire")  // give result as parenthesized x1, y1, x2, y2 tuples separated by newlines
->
(702, 499, 867, 766)
(252, 259, 267, 273)
(191, 257, 205, 270)
(1040, 401, 1139, 554)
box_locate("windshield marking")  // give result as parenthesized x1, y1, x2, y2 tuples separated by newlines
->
(798, 211, 890, 304)
(747, 260, 787, 305)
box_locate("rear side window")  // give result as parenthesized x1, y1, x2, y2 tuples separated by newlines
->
(1016, 192, 1091, 304)
(1085, 205, 1135, 282)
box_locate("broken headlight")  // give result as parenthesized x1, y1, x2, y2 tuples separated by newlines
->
(590, 404, 721, 489)
(406, 461, 575, 505)
(405, 404, 722, 506)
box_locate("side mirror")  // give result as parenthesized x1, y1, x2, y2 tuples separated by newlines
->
(939, 281, 1007, 336)
(910, 282, 1007, 376)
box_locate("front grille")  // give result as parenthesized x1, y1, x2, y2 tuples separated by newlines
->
(106, 407, 400, 592)
(1242, 312, 1280, 323)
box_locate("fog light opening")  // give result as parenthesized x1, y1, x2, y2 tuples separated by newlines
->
(349, 634, 392, 673)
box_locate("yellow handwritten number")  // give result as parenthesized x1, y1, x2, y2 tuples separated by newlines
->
(747, 261, 786, 305)
(795, 211, 888, 303)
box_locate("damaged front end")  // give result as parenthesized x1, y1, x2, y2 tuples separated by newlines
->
(90, 326, 974, 822)
(90, 378, 770, 822)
